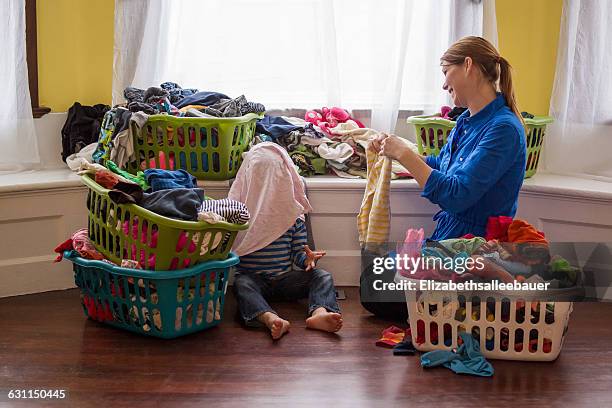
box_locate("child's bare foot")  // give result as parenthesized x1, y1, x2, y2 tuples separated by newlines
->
(306, 307, 343, 333)
(259, 312, 290, 340)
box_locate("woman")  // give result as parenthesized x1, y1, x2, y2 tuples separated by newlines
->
(371, 36, 526, 240)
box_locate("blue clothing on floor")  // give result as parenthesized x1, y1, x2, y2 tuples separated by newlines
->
(255, 116, 301, 140)
(420, 332, 494, 377)
(393, 336, 416, 355)
(174, 91, 230, 109)
(422, 93, 526, 240)
(144, 169, 197, 192)
(238, 219, 308, 277)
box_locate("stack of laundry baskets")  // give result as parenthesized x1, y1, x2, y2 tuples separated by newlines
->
(62, 112, 257, 338)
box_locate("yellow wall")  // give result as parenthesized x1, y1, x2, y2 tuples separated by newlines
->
(496, 0, 563, 114)
(37, 0, 114, 112)
(36, 0, 562, 114)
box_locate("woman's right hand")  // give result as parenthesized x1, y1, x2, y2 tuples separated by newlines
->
(368, 132, 389, 154)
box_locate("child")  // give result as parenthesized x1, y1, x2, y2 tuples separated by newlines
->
(228, 143, 342, 339)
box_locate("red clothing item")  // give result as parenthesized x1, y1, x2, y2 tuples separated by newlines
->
(95, 170, 121, 189)
(53, 238, 73, 262)
(83, 296, 113, 322)
(462, 216, 513, 241)
(376, 326, 407, 348)
(507, 219, 547, 244)
(55, 230, 106, 262)
(485, 215, 513, 241)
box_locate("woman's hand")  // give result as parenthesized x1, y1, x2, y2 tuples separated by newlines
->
(304, 245, 326, 272)
(368, 132, 389, 154)
(380, 134, 409, 161)
(369, 132, 433, 188)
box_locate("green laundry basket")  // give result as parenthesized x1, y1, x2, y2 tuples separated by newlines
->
(524, 116, 554, 178)
(64, 251, 239, 339)
(127, 113, 263, 180)
(406, 114, 456, 157)
(407, 114, 554, 178)
(82, 174, 248, 271)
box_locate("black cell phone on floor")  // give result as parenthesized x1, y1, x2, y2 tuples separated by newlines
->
(335, 289, 346, 300)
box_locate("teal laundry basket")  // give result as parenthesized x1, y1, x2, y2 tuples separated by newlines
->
(64, 251, 239, 339)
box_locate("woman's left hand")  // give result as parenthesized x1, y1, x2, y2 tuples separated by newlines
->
(380, 133, 409, 161)
(304, 245, 326, 272)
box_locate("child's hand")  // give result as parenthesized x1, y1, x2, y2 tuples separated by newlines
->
(304, 245, 326, 272)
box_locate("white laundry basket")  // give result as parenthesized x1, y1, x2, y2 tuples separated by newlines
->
(396, 274, 575, 361)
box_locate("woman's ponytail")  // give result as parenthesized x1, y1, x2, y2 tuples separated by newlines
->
(498, 56, 525, 127)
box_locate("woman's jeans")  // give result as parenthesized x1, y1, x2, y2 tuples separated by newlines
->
(233, 268, 340, 326)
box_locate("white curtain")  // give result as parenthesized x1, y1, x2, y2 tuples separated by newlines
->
(544, 0, 612, 180)
(114, 0, 495, 133)
(450, 0, 497, 47)
(0, 0, 39, 172)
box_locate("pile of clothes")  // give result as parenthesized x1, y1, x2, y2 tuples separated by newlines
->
(391, 217, 578, 363)
(398, 216, 579, 289)
(64, 82, 266, 172)
(439, 105, 468, 121)
(56, 164, 250, 269)
(255, 106, 416, 178)
(123, 83, 265, 118)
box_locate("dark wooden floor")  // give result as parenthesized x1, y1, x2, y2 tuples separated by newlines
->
(1, 288, 611, 407)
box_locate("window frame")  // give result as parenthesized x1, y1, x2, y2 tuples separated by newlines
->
(25, 0, 50, 118)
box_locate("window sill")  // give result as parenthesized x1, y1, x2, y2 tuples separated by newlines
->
(0, 168, 82, 196)
(32, 106, 51, 119)
(521, 172, 612, 202)
(302, 173, 612, 202)
(1, 168, 611, 203)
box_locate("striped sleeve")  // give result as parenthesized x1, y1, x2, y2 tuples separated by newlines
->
(291, 219, 308, 270)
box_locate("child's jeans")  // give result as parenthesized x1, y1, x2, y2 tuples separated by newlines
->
(233, 268, 340, 326)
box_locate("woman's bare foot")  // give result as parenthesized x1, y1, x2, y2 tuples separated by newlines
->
(306, 307, 343, 333)
(258, 312, 290, 340)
